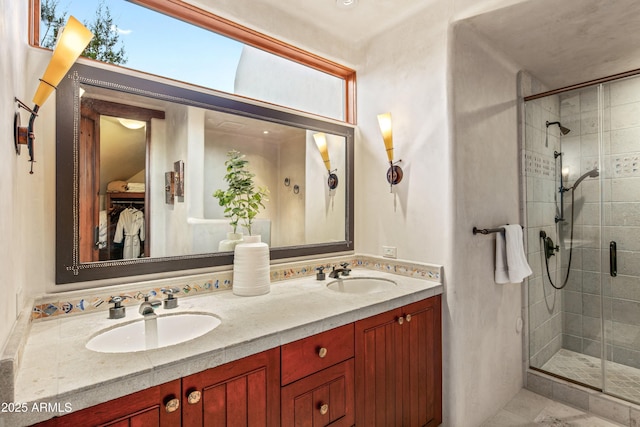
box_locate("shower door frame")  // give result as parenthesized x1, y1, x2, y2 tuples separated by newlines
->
(525, 71, 640, 405)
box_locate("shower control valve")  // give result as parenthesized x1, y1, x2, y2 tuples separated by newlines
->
(540, 231, 559, 260)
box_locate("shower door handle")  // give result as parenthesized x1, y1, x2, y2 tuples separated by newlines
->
(610, 241, 617, 277)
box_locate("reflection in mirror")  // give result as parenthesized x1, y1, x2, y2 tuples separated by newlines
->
(79, 93, 163, 263)
(57, 63, 354, 283)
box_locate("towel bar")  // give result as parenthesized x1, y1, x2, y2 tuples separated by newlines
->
(472, 225, 523, 235)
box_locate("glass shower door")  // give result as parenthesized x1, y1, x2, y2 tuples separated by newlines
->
(602, 75, 640, 404)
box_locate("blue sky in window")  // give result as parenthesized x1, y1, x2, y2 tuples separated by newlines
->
(44, 0, 243, 93)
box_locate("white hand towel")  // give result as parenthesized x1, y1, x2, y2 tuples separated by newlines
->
(503, 224, 533, 283)
(495, 230, 510, 284)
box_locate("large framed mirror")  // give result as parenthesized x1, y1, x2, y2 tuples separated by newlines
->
(56, 63, 354, 284)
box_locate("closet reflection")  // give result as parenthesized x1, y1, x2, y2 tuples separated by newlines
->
(104, 192, 146, 261)
(79, 95, 160, 263)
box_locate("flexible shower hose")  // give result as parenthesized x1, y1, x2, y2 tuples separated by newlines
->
(542, 189, 575, 290)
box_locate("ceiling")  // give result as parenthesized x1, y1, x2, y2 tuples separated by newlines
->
(464, 0, 640, 90)
(195, 0, 640, 92)
(194, 0, 433, 46)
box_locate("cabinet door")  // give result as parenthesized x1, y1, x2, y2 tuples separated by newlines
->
(354, 307, 403, 427)
(182, 348, 280, 427)
(281, 359, 354, 427)
(401, 296, 442, 427)
(33, 379, 181, 427)
(355, 296, 442, 427)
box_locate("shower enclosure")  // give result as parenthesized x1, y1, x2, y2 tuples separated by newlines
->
(525, 73, 640, 404)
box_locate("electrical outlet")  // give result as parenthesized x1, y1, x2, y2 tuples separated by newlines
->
(382, 246, 397, 259)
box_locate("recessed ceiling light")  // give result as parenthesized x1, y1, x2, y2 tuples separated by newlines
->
(263, 130, 269, 134)
(118, 118, 146, 130)
(336, 0, 358, 9)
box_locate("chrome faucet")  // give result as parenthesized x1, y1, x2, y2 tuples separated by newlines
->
(139, 294, 162, 316)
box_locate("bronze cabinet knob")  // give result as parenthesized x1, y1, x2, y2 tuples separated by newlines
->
(319, 403, 329, 415)
(165, 398, 180, 413)
(187, 390, 201, 405)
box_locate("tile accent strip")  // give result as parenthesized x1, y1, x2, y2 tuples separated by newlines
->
(31, 254, 442, 322)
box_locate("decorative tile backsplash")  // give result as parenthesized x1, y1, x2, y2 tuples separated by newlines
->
(31, 255, 442, 322)
(524, 151, 554, 179)
(613, 153, 640, 177)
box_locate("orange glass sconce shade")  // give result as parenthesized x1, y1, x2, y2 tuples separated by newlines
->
(313, 132, 338, 190)
(14, 16, 93, 173)
(376, 112, 403, 188)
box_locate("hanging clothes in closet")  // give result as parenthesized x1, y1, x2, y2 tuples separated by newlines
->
(113, 207, 145, 259)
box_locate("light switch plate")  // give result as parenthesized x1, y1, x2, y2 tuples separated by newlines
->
(382, 246, 397, 259)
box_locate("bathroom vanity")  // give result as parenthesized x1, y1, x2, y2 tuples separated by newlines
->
(31, 297, 440, 427)
(5, 264, 442, 427)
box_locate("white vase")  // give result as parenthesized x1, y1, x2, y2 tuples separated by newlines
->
(218, 232, 244, 252)
(233, 234, 270, 296)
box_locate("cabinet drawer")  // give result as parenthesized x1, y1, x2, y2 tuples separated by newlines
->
(281, 324, 354, 385)
(281, 359, 355, 427)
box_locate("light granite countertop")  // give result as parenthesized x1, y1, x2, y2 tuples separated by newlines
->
(2, 267, 442, 426)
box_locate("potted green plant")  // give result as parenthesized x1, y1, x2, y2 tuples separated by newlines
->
(214, 150, 271, 296)
(213, 150, 270, 250)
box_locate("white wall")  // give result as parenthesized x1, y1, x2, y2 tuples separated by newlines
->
(355, 3, 451, 264)
(276, 136, 305, 247)
(305, 132, 346, 245)
(0, 0, 28, 349)
(449, 23, 524, 425)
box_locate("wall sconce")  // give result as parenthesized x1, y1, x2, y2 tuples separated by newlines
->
(377, 112, 403, 191)
(313, 133, 338, 190)
(13, 16, 93, 173)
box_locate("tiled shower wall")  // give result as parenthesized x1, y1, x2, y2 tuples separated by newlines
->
(556, 85, 604, 362)
(559, 76, 640, 369)
(525, 92, 564, 368)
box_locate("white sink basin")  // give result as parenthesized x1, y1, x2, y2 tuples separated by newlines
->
(86, 312, 221, 353)
(326, 277, 397, 294)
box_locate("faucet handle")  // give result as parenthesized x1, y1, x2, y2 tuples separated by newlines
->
(161, 288, 180, 309)
(108, 296, 127, 319)
(109, 295, 127, 306)
(161, 287, 180, 297)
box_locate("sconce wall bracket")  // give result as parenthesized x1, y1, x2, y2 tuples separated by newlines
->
(387, 160, 403, 190)
(328, 170, 339, 190)
(14, 98, 39, 173)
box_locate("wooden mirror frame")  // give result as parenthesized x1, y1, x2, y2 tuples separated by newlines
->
(55, 63, 354, 284)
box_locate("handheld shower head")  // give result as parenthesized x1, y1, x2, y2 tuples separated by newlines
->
(572, 168, 599, 190)
(546, 121, 571, 135)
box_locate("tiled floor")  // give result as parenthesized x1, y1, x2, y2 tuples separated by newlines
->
(541, 349, 640, 404)
(482, 389, 625, 426)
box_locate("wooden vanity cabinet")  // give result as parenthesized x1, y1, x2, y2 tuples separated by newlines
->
(32, 378, 182, 427)
(280, 324, 355, 427)
(355, 295, 442, 427)
(31, 349, 279, 427)
(29, 295, 441, 427)
(181, 347, 280, 427)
